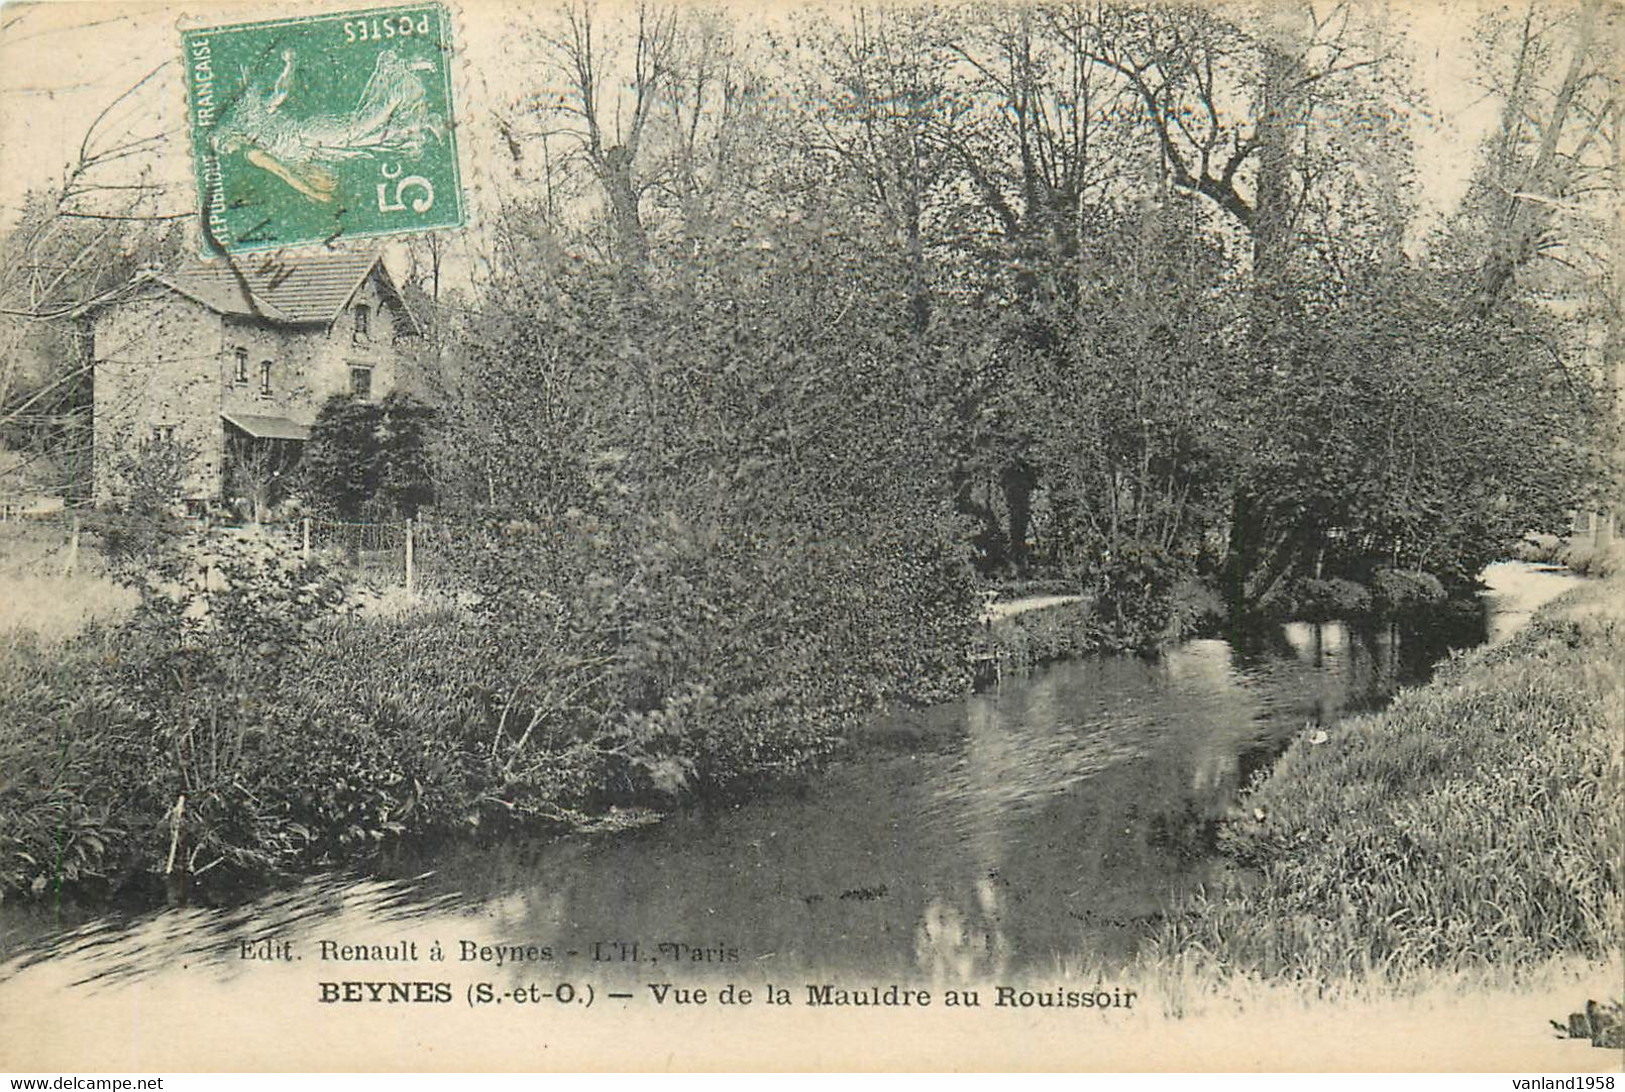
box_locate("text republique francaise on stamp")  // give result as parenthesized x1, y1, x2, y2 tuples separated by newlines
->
(183, 4, 465, 254)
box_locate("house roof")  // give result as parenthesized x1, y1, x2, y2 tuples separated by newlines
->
(222, 412, 311, 441)
(134, 250, 420, 332)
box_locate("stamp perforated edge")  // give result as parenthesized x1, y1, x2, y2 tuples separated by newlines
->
(176, 0, 470, 258)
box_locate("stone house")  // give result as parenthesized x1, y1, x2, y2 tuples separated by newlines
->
(88, 249, 421, 508)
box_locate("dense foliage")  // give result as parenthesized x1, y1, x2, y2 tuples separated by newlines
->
(85, 435, 197, 570)
(448, 214, 983, 785)
(302, 392, 438, 519)
(0, 534, 347, 899)
(426, 0, 1616, 633)
(2, 523, 905, 900)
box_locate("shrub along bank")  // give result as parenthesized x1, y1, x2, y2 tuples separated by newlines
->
(0, 506, 979, 905)
(0, 513, 1494, 909)
(1141, 574, 1624, 992)
(977, 564, 1458, 681)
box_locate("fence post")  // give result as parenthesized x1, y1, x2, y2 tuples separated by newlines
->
(405, 517, 416, 597)
(60, 516, 81, 577)
(302, 517, 311, 560)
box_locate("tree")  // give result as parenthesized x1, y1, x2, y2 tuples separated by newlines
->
(522, 0, 678, 280)
(302, 393, 438, 521)
(450, 181, 979, 735)
(1028, 193, 1238, 580)
(445, 0, 1613, 632)
(91, 433, 197, 575)
(302, 397, 379, 519)
(1, 48, 193, 495)
(1460, 0, 1620, 317)
(0, 186, 186, 495)
(224, 432, 300, 525)
(376, 393, 439, 519)
(1435, 0, 1623, 525)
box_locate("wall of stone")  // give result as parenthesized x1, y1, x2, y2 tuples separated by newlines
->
(304, 271, 406, 409)
(220, 270, 408, 429)
(92, 289, 224, 501)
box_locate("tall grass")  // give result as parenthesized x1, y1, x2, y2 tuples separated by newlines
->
(0, 573, 138, 644)
(1561, 540, 1625, 579)
(0, 524, 137, 642)
(1139, 574, 1624, 997)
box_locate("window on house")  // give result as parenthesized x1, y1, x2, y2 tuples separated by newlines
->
(349, 365, 373, 400)
(234, 348, 248, 383)
(354, 304, 370, 341)
(260, 359, 273, 394)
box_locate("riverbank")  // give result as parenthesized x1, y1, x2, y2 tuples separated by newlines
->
(976, 561, 1491, 680)
(0, 509, 983, 909)
(1120, 571, 1623, 1026)
(1, 564, 1605, 1070)
(0, 526, 1548, 918)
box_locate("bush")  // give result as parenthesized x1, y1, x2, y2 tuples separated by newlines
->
(1165, 576, 1227, 639)
(1511, 532, 1565, 564)
(0, 532, 356, 901)
(1087, 539, 1193, 649)
(86, 434, 198, 577)
(303, 392, 438, 520)
(0, 634, 147, 900)
(1290, 576, 1373, 621)
(1560, 540, 1625, 579)
(1370, 568, 1447, 616)
(438, 499, 977, 799)
(980, 599, 1098, 678)
(273, 602, 614, 844)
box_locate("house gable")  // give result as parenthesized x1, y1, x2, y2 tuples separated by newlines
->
(319, 259, 422, 340)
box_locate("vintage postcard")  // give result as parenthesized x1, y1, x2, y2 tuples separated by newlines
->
(0, 0, 1621, 1074)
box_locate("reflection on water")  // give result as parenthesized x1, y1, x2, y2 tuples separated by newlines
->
(2, 878, 463, 996)
(0, 563, 1579, 997)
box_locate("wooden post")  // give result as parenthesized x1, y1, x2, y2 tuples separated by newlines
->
(164, 794, 187, 877)
(405, 518, 415, 596)
(60, 516, 80, 577)
(302, 516, 311, 560)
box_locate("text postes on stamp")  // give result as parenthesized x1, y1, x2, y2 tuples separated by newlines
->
(183, 5, 464, 254)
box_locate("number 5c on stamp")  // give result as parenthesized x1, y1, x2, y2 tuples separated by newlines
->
(378, 163, 435, 214)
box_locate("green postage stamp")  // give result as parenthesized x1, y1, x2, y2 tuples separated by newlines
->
(182, 5, 464, 253)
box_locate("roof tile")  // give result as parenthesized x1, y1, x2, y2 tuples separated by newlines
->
(158, 250, 384, 326)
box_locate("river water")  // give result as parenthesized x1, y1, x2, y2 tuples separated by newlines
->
(0, 562, 1578, 1002)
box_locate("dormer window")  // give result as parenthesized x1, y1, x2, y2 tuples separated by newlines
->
(353, 304, 370, 342)
(259, 359, 273, 395)
(234, 348, 248, 383)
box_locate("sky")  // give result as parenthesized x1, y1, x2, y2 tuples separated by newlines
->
(0, 0, 1514, 271)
